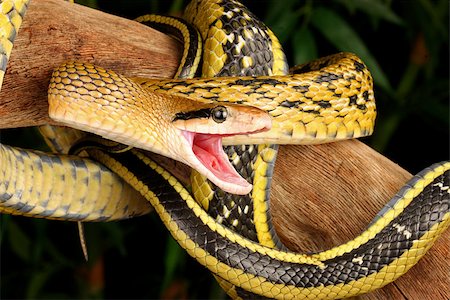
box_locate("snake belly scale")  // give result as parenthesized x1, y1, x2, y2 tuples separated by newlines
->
(0, 0, 448, 299)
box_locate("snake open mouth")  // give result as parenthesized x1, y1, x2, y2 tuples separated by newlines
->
(181, 131, 253, 195)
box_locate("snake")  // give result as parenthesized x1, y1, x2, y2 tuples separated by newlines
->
(0, 0, 448, 299)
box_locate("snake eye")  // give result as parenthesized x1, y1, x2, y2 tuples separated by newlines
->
(211, 106, 228, 123)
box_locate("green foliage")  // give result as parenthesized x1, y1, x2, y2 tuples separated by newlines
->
(1, 0, 448, 299)
(261, 0, 448, 159)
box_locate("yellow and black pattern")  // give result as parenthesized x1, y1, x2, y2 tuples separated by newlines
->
(137, 0, 288, 251)
(135, 14, 203, 79)
(0, 143, 151, 221)
(183, 0, 288, 77)
(205, 143, 285, 250)
(184, 0, 287, 254)
(87, 144, 449, 299)
(0, 1, 150, 221)
(135, 52, 376, 145)
(38, 125, 87, 155)
(138, 6, 287, 296)
(0, 0, 29, 88)
(0, 0, 448, 298)
(135, 7, 375, 286)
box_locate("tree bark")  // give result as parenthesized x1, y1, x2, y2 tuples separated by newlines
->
(0, 0, 180, 128)
(0, 0, 447, 299)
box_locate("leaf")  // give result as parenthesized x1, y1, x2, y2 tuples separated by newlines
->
(26, 267, 57, 299)
(418, 0, 448, 36)
(169, 0, 184, 14)
(264, 0, 299, 43)
(7, 219, 32, 262)
(412, 78, 450, 125)
(422, 101, 450, 125)
(337, 0, 404, 26)
(264, 0, 297, 27)
(292, 27, 318, 65)
(370, 112, 403, 152)
(31, 219, 47, 264)
(311, 7, 394, 94)
(161, 236, 185, 293)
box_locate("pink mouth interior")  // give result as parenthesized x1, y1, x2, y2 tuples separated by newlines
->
(182, 132, 249, 187)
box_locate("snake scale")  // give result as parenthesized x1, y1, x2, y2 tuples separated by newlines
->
(0, 0, 449, 299)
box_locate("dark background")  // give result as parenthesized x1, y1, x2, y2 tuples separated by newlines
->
(1, 0, 449, 299)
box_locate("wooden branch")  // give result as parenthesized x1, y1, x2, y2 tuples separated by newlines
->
(0, 0, 181, 128)
(0, 1, 447, 299)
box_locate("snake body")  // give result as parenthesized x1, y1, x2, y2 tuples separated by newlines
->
(84, 144, 450, 299)
(135, 52, 376, 145)
(0, 0, 449, 299)
(0, 0, 28, 88)
(137, 5, 289, 297)
(0, 143, 151, 220)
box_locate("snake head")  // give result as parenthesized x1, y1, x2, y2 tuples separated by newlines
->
(171, 103, 272, 195)
(48, 62, 271, 195)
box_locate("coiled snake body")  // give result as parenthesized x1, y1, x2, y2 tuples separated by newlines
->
(0, 0, 449, 299)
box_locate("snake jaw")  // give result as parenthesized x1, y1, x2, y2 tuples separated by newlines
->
(171, 104, 271, 195)
(180, 131, 253, 195)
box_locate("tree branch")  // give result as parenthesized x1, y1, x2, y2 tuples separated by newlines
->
(0, 0, 447, 299)
(0, 0, 180, 128)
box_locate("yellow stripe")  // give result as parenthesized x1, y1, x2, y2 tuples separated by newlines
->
(135, 14, 202, 79)
(267, 28, 288, 76)
(313, 161, 450, 261)
(82, 141, 449, 299)
(0, 0, 30, 89)
(252, 144, 278, 248)
(128, 150, 323, 266)
(164, 166, 450, 299)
